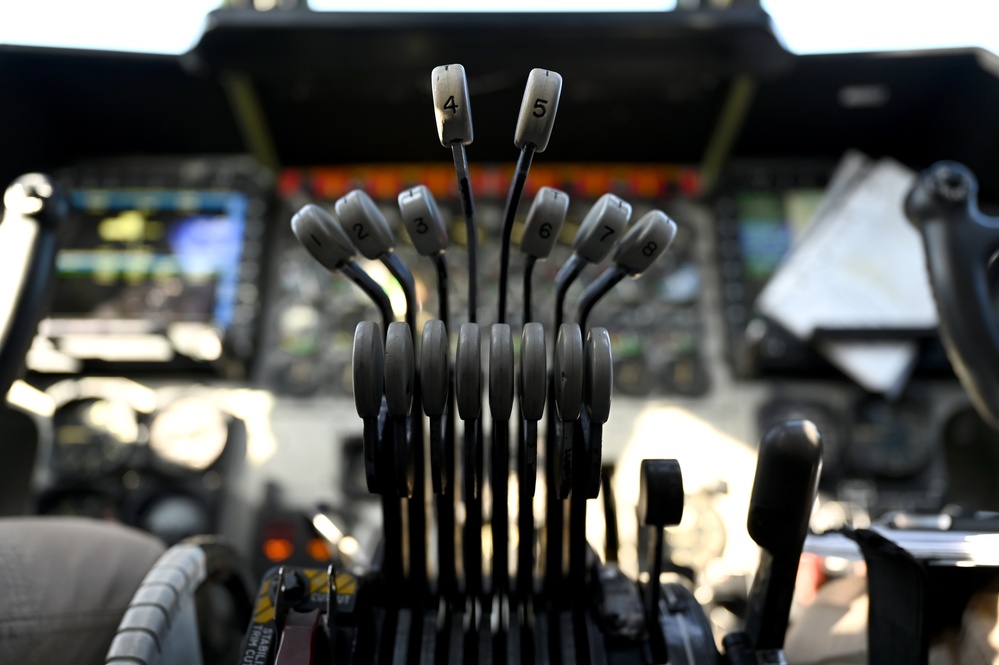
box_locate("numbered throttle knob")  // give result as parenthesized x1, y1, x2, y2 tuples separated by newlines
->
(352, 321, 384, 493)
(334, 190, 397, 261)
(432, 63, 474, 146)
(398, 185, 449, 256)
(514, 68, 562, 153)
(291, 204, 356, 270)
(421, 320, 450, 494)
(614, 210, 678, 276)
(385, 322, 415, 498)
(573, 194, 632, 263)
(521, 187, 569, 260)
(576, 209, 679, 332)
(554, 323, 584, 499)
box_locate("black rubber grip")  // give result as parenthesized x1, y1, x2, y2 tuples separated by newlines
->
(905, 161, 999, 429)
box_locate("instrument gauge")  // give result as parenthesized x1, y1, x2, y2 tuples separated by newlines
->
(278, 302, 324, 358)
(665, 492, 727, 572)
(759, 399, 845, 481)
(149, 397, 229, 472)
(53, 398, 139, 478)
(849, 396, 932, 479)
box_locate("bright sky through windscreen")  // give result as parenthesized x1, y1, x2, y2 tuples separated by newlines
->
(0, 0, 996, 56)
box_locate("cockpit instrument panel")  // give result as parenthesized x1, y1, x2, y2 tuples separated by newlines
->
(29, 158, 271, 374)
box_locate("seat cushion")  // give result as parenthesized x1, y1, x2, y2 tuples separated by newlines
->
(0, 517, 164, 665)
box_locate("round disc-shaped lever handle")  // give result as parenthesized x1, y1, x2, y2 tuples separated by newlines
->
(432, 64, 474, 146)
(398, 185, 449, 256)
(334, 189, 397, 261)
(520, 322, 547, 421)
(420, 320, 449, 417)
(352, 321, 384, 418)
(554, 323, 583, 422)
(585, 327, 613, 425)
(520, 187, 569, 260)
(291, 204, 356, 271)
(422, 319, 450, 495)
(573, 194, 632, 264)
(638, 459, 684, 528)
(514, 68, 562, 153)
(384, 322, 414, 418)
(489, 324, 514, 422)
(614, 210, 678, 277)
(456, 323, 481, 421)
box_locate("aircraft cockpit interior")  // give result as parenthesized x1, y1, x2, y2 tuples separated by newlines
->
(3, 2, 999, 663)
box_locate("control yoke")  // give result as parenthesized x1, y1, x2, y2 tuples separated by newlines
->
(905, 162, 999, 429)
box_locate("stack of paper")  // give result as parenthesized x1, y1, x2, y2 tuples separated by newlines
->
(757, 154, 937, 396)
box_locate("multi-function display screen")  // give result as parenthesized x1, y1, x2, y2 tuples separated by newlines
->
(52, 190, 246, 332)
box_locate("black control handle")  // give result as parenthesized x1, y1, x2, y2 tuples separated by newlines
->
(0, 174, 65, 398)
(743, 419, 822, 653)
(905, 161, 999, 429)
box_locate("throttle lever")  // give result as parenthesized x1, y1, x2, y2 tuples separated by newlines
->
(554, 323, 584, 500)
(399, 185, 451, 328)
(497, 68, 563, 324)
(352, 321, 384, 493)
(567, 328, 613, 594)
(490, 324, 515, 598)
(638, 459, 684, 664)
(521, 186, 569, 324)
(423, 318, 459, 600)
(334, 191, 428, 595)
(456, 322, 484, 600)
(432, 64, 478, 324)
(385, 322, 415, 498)
(291, 204, 394, 334)
(737, 419, 822, 656)
(517, 322, 546, 601)
(554, 194, 632, 331)
(520, 322, 547, 497)
(421, 320, 450, 494)
(905, 161, 999, 429)
(457, 323, 483, 499)
(335, 190, 417, 334)
(576, 210, 678, 333)
(583, 328, 612, 499)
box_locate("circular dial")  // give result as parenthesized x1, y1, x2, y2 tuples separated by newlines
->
(277, 302, 325, 358)
(39, 489, 118, 520)
(138, 494, 211, 546)
(266, 247, 378, 395)
(849, 396, 933, 479)
(149, 398, 229, 472)
(758, 399, 845, 481)
(664, 492, 727, 572)
(53, 398, 138, 478)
